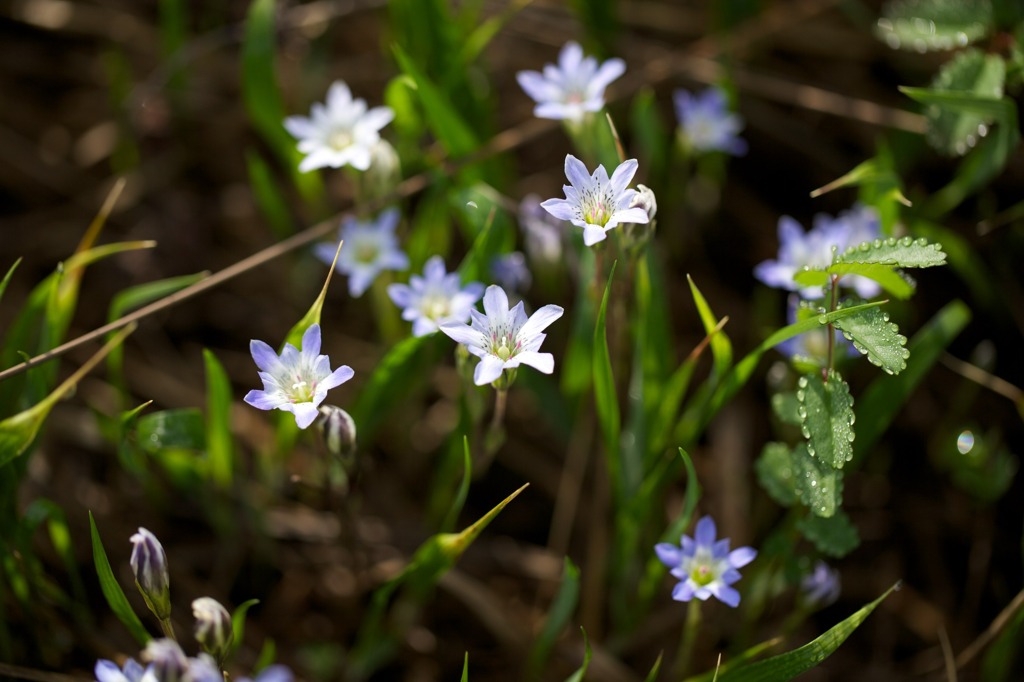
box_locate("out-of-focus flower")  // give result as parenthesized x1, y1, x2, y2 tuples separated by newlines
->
(541, 155, 649, 246)
(518, 194, 563, 265)
(142, 639, 189, 682)
(490, 252, 532, 294)
(801, 560, 841, 608)
(440, 285, 563, 386)
(284, 80, 394, 173)
(192, 597, 233, 665)
(387, 256, 484, 337)
(753, 205, 883, 299)
(315, 208, 409, 297)
(130, 528, 171, 622)
(776, 295, 857, 365)
(238, 666, 295, 682)
(673, 86, 747, 156)
(516, 41, 625, 121)
(655, 515, 757, 608)
(95, 659, 146, 682)
(244, 324, 354, 429)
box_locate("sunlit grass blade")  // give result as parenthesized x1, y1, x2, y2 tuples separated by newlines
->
(439, 436, 472, 533)
(593, 261, 622, 499)
(528, 558, 581, 675)
(203, 349, 234, 489)
(643, 652, 663, 682)
(563, 627, 592, 682)
(687, 275, 732, 379)
(461, 652, 470, 681)
(683, 638, 783, 682)
(716, 583, 899, 681)
(1, 325, 135, 468)
(88, 511, 151, 646)
(230, 598, 260, 656)
(285, 239, 342, 350)
(853, 299, 971, 462)
(0, 258, 20, 307)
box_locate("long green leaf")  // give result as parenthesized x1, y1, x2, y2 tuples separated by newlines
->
(440, 436, 472, 533)
(593, 262, 621, 498)
(563, 628, 592, 682)
(528, 558, 581, 675)
(0, 258, 20, 307)
(231, 598, 260, 655)
(687, 275, 732, 379)
(203, 349, 234, 488)
(717, 583, 899, 681)
(89, 512, 151, 646)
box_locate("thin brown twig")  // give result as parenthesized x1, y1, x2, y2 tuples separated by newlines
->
(938, 626, 958, 682)
(954, 588, 1024, 671)
(0, 662, 90, 682)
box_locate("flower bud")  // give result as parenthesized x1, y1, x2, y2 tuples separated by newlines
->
(142, 638, 189, 682)
(318, 405, 357, 466)
(631, 184, 658, 222)
(130, 527, 171, 621)
(363, 139, 402, 202)
(192, 597, 234, 665)
(621, 184, 658, 257)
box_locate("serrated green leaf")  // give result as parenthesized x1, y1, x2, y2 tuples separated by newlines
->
(792, 443, 843, 518)
(528, 558, 581, 675)
(798, 371, 855, 469)
(854, 300, 971, 460)
(836, 235, 947, 268)
(903, 48, 1005, 155)
(203, 349, 233, 488)
(876, 0, 992, 52)
(594, 262, 622, 499)
(833, 305, 909, 374)
(798, 510, 861, 557)
(717, 583, 898, 681)
(772, 392, 803, 426)
(89, 512, 151, 646)
(756, 442, 799, 507)
(230, 598, 260, 656)
(564, 628, 592, 682)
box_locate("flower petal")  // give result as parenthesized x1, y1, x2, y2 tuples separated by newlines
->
(513, 350, 554, 374)
(481, 285, 510, 320)
(564, 154, 593, 192)
(672, 581, 696, 602)
(292, 402, 320, 429)
(608, 158, 638, 196)
(655, 543, 682, 568)
(250, 340, 281, 373)
(582, 225, 608, 246)
(440, 321, 485, 348)
(301, 324, 321, 356)
(541, 197, 577, 222)
(321, 365, 355, 391)
(473, 354, 506, 386)
(694, 516, 717, 547)
(710, 583, 741, 608)
(729, 546, 757, 568)
(517, 304, 564, 341)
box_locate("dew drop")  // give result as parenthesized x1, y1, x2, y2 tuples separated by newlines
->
(978, 123, 988, 137)
(957, 430, 975, 455)
(901, 236, 913, 246)
(882, 313, 890, 322)
(817, 314, 828, 325)
(873, 239, 882, 248)
(798, 376, 808, 388)
(846, 432, 856, 443)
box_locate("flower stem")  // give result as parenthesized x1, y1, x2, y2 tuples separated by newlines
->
(159, 617, 177, 641)
(672, 599, 702, 680)
(824, 274, 839, 383)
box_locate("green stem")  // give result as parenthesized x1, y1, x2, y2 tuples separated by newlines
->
(672, 599, 702, 680)
(824, 274, 840, 382)
(159, 617, 177, 641)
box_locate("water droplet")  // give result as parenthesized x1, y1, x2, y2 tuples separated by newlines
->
(901, 236, 913, 246)
(873, 239, 882, 248)
(957, 430, 975, 455)
(978, 123, 988, 137)
(916, 237, 927, 246)
(798, 377, 808, 388)
(846, 432, 856, 442)
(466, 201, 478, 209)
(882, 313, 890, 322)
(817, 314, 828, 325)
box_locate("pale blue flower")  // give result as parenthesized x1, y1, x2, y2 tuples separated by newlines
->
(315, 208, 409, 297)
(655, 515, 757, 608)
(753, 205, 883, 299)
(519, 194, 563, 264)
(674, 86, 747, 155)
(516, 41, 625, 121)
(244, 324, 354, 429)
(95, 659, 146, 682)
(440, 285, 563, 386)
(490, 252, 531, 294)
(801, 560, 841, 607)
(541, 155, 650, 246)
(238, 666, 294, 682)
(387, 256, 484, 337)
(284, 80, 394, 173)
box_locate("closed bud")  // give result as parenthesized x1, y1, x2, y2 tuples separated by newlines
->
(631, 184, 658, 222)
(622, 184, 658, 257)
(318, 405, 357, 466)
(130, 527, 171, 621)
(142, 638, 188, 682)
(192, 597, 234, 665)
(363, 139, 402, 202)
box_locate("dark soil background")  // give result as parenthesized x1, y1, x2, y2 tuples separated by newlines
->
(1, 0, 1023, 680)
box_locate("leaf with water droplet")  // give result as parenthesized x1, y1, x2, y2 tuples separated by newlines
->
(875, 0, 991, 54)
(798, 370, 855, 470)
(792, 443, 843, 518)
(772, 392, 803, 426)
(833, 302, 910, 374)
(798, 509, 860, 557)
(756, 442, 798, 507)
(837, 236, 947, 269)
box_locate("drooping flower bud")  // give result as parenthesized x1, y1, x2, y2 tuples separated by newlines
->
(130, 527, 171, 621)
(192, 597, 234, 665)
(318, 405, 357, 466)
(142, 638, 189, 682)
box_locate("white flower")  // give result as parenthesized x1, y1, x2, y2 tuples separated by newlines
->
(516, 41, 625, 121)
(440, 285, 563, 386)
(387, 256, 484, 337)
(244, 324, 354, 429)
(541, 154, 650, 246)
(315, 208, 410, 297)
(284, 80, 394, 173)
